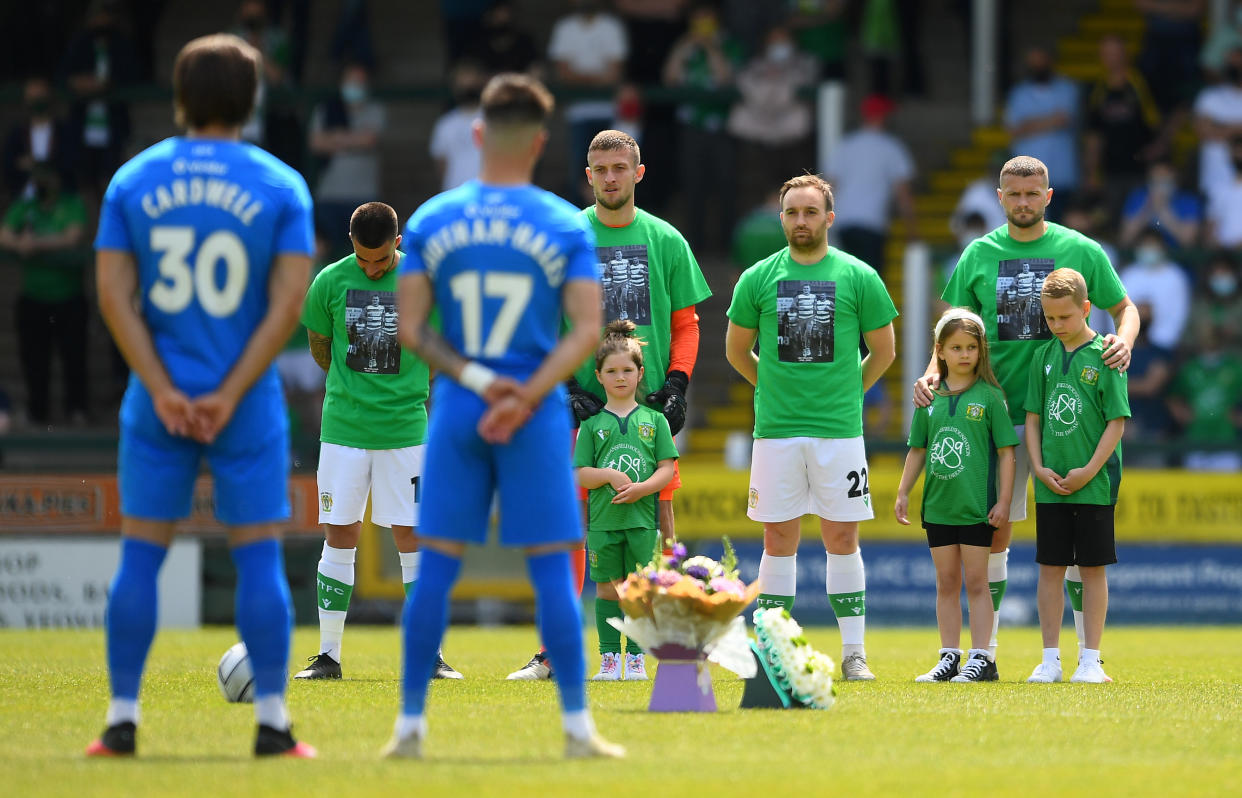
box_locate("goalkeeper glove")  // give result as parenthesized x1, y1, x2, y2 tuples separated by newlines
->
(645, 370, 689, 435)
(567, 376, 605, 422)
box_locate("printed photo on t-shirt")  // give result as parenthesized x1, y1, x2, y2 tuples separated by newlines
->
(596, 244, 651, 325)
(777, 279, 836, 363)
(344, 289, 401, 374)
(996, 258, 1054, 341)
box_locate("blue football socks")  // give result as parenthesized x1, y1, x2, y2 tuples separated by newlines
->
(105, 538, 168, 701)
(527, 551, 586, 713)
(400, 548, 461, 716)
(231, 539, 293, 700)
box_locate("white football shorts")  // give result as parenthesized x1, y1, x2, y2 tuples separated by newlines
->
(1008, 424, 1031, 524)
(316, 442, 425, 528)
(747, 436, 874, 523)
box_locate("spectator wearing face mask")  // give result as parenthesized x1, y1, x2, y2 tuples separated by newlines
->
(1118, 158, 1202, 251)
(1194, 47, 1242, 193)
(3, 76, 79, 200)
(1189, 252, 1242, 350)
(664, 4, 743, 253)
(1123, 302, 1175, 462)
(1203, 136, 1242, 250)
(1167, 320, 1242, 472)
(310, 62, 386, 252)
(0, 165, 89, 427)
(821, 93, 916, 280)
(1004, 47, 1081, 207)
(430, 61, 486, 192)
(1118, 230, 1191, 351)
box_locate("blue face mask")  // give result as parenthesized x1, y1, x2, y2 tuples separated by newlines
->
(341, 82, 367, 104)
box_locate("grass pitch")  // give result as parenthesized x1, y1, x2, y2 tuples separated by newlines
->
(5, 625, 1241, 797)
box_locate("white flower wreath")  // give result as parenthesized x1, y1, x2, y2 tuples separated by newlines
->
(752, 607, 836, 710)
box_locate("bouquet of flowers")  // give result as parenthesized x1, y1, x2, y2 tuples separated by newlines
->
(750, 607, 836, 710)
(610, 538, 760, 678)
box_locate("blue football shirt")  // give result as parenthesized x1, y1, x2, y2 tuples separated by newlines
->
(400, 180, 598, 380)
(95, 137, 314, 395)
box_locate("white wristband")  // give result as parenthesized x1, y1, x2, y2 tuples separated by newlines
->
(459, 361, 498, 396)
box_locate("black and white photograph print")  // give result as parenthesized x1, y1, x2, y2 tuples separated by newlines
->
(345, 289, 401, 374)
(995, 257, 1054, 341)
(596, 244, 651, 325)
(777, 279, 836, 363)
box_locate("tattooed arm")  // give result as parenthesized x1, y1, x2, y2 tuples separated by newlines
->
(308, 330, 332, 372)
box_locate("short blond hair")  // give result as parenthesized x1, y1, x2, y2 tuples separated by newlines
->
(779, 174, 834, 212)
(1040, 267, 1088, 303)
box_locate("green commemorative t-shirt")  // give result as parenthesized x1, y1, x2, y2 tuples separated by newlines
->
(727, 247, 898, 439)
(943, 223, 1127, 426)
(908, 379, 1020, 526)
(572, 207, 712, 400)
(301, 253, 430, 450)
(1023, 334, 1130, 505)
(573, 404, 679, 533)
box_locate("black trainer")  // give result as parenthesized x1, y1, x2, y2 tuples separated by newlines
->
(85, 722, 136, 756)
(293, 653, 341, 680)
(434, 653, 464, 680)
(254, 724, 317, 758)
(914, 649, 961, 682)
(951, 651, 999, 682)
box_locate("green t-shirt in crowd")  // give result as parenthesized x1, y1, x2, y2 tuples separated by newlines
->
(3, 193, 88, 302)
(574, 404, 679, 533)
(1168, 354, 1242, 444)
(1024, 334, 1130, 505)
(908, 379, 1020, 526)
(301, 253, 429, 449)
(943, 223, 1128, 425)
(727, 246, 898, 439)
(573, 207, 712, 400)
(731, 206, 787, 272)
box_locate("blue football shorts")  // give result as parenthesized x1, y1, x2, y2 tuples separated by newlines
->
(118, 375, 291, 525)
(419, 379, 582, 547)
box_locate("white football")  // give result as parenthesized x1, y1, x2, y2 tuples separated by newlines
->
(217, 642, 255, 703)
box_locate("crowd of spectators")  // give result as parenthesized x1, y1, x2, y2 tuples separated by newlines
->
(0, 0, 1238, 466)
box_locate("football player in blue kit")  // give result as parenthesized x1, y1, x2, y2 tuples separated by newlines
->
(86, 34, 315, 759)
(385, 73, 624, 760)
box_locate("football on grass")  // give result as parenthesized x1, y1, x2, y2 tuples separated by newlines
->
(217, 642, 255, 703)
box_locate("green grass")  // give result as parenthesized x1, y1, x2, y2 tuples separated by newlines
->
(4, 626, 1241, 797)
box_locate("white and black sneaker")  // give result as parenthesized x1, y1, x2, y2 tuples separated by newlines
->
(294, 653, 341, 680)
(914, 648, 962, 682)
(950, 650, 999, 682)
(506, 651, 553, 680)
(433, 653, 463, 680)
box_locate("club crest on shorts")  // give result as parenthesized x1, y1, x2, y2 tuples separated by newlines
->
(638, 422, 655, 441)
(1080, 366, 1099, 385)
(748, 487, 759, 509)
(965, 403, 985, 421)
(320, 492, 332, 512)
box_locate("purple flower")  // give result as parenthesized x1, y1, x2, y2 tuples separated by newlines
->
(685, 564, 710, 581)
(654, 570, 681, 587)
(709, 577, 745, 597)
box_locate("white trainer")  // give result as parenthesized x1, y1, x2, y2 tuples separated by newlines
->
(624, 653, 647, 681)
(380, 730, 423, 759)
(591, 652, 621, 681)
(1070, 658, 1112, 683)
(1027, 661, 1063, 683)
(565, 732, 626, 759)
(841, 652, 876, 681)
